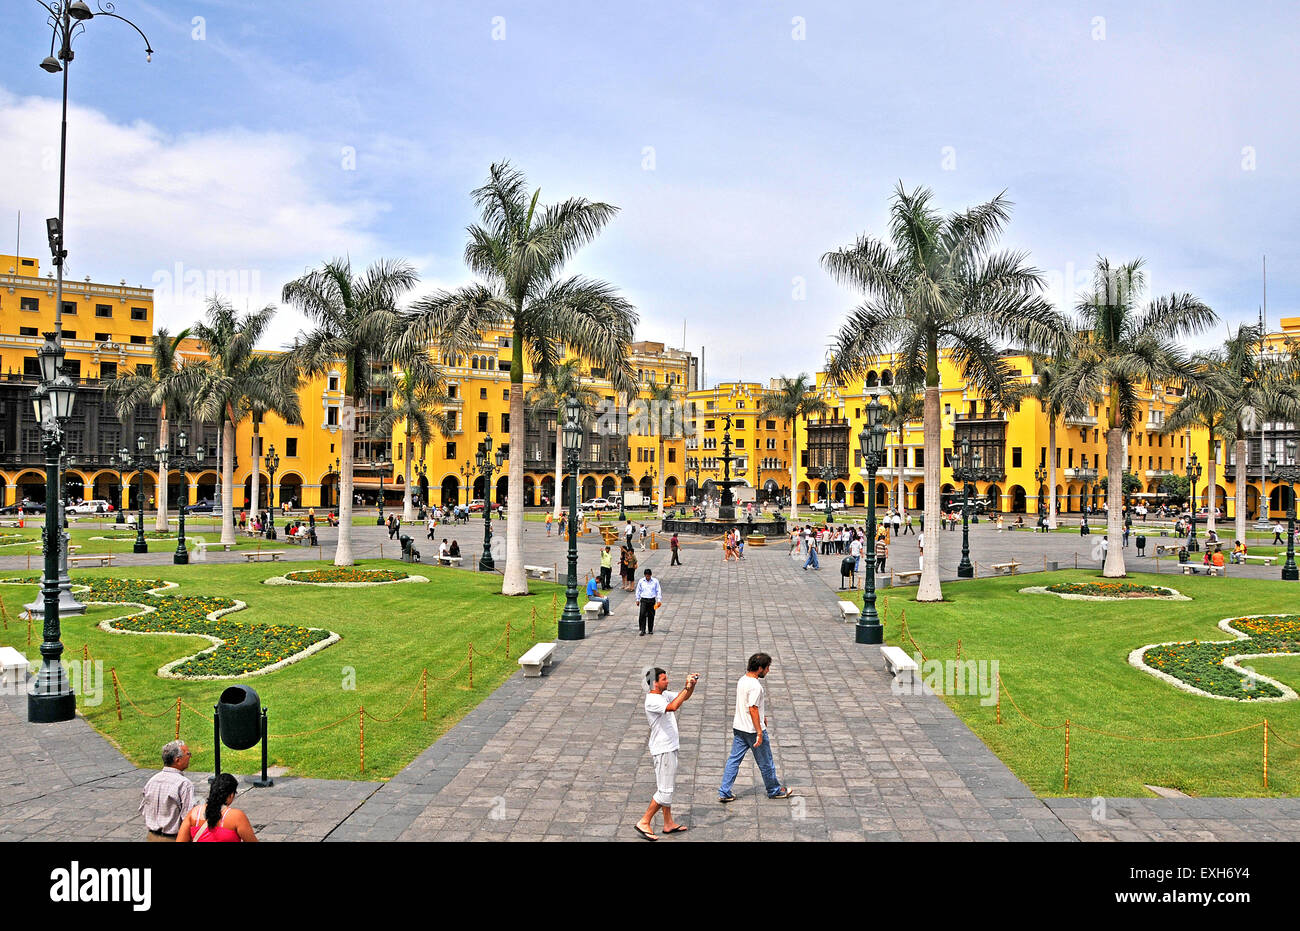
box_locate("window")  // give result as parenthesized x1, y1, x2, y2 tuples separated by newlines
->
(735, 419, 745, 429)
(736, 439, 745, 449)
(855, 449, 862, 467)
(130, 335, 146, 344)
(915, 449, 923, 468)
(1012, 447, 1022, 468)
(62, 301, 76, 315)
(497, 336, 512, 349)
(445, 442, 456, 459)
(327, 407, 339, 426)
(704, 420, 715, 431)
(95, 304, 112, 318)
(100, 361, 117, 380)
(498, 443, 509, 460)
(19, 327, 37, 337)
(130, 306, 148, 321)
(478, 412, 488, 432)
(480, 387, 488, 400)
(447, 384, 457, 399)
(20, 297, 38, 312)
(328, 375, 339, 391)
(1068, 449, 1074, 468)
(95, 332, 111, 342)
(668, 448, 676, 463)
(136, 363, 152, 378)
(1040, 447, 1046, 467)
(502, 389, 508, 401)
(63, 330, 76, 340)
(501, 413, 509, 433)
(24, 357, 40, 377)
(20, 258, 34, 267)
(286, 438, 298, 457)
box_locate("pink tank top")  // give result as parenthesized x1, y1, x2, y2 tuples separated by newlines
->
(193, 808, 242, 843)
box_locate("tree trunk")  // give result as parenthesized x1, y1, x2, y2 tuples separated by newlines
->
(1234, 436, 1248, 543)
(1102, 427, 1126, 577)
(896, 435, 904, 517)
(916, 386, 943, 602)
(1048, 418, 1058, 530)
(1205, 450, 1217, 534)
(553, 419, 563, 519)
(250, 429, 261, 518)
(155, 414, 169, 532)
(657, 436, 666, 519)
(789, 425, 799, 520)
(402, 431, 414, 522)
(335, 397, 356, 566)
(219, 418, 236, 545)
(502, 381, 528, 594)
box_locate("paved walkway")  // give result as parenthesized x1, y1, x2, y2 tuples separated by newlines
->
(3, 517, 1300, 841)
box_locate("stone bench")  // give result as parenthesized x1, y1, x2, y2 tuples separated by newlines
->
(68, 554, 113, 568)
(0, 645, 31, 692)
(518, 642, 557, 678)
(1154, 543, 1180, 557)
(837, 599, 861, 623)
(584, 600, 605, 624)
(988, 561, 1021, 576)
(1181, 563, 1224, 576)
(524, 565, 555, 581)
(881, 645, 918, 683)
(437, 555, 463, 567)
(286, 536, 312, 547)
(243, 551, 284, 562)
(1241, 554, 1277, 566)
(892, 569, 922, 586)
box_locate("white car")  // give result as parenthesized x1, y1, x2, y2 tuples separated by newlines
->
(69, 500, 112, 515)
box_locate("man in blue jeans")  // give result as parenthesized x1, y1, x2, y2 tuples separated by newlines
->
(719, 652, 796, 802)
(585, 576, 610, 616)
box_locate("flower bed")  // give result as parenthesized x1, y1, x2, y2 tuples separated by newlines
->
(60, 577, 336, 679)
(1021, 581, 1188, 602)
(266, 567, 427, 588)
(1131, 615, 1300, 701)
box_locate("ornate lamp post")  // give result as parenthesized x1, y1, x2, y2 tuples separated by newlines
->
(165, 432, 205, 565)
(376, 451, 390, 525)
(332, 457, 340, 509)
(559, 397, 585, 640)
(856, 399, 888, 645)
(1184, 453, 1202, 552)
(122, 435, 150, 553)
(820, 463, 836, 524)
(417, 456, 427, 509)
(27, 333, 78, 721)
(1034, 465, 1048, 531)
(1268, 441, 1299, 581)
(264, 444, 279, 540)
(476, 435, 504, 571)
(114, 452, 127, 524)
(1076, 465, 1097, 533)
(953, 437, 976, 578)
(459, 458, 474, 508)
(617, 461, 629, 522)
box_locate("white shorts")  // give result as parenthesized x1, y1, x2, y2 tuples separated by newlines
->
(653, 749, 679, 806)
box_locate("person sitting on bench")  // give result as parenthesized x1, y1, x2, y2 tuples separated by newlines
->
(585, 577, 610, 616)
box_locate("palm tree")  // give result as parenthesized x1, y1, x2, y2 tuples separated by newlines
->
(758, 374, 830, 520)
(822, 184, 1064, 601)
(189, 298, 303, 545)
(399, 162, 637, 596)
(1023, 354, 1094, 530)
(372, 359, 455, 522)
(1058, 257, 1216, 577)
(641, 380, 677, 518)
(1158, 364, 1234, 536)
(282, 258, 417, 566)
(525, 359, 600, 518)
(106, 327, 200, 532)
(881, 380, 923, 516)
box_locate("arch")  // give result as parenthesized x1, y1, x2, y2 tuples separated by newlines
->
(686, 478, 699, 501)
(279, 473, 303, 509)
(540, 474, 555, 506)
(495, 475, 508, 505)
(561, 475, 575, 502)
(440, 475, 460, 507)
(602, 476, 616, 499)
(1245, 485, 1260, 522)
(639, 475, 653, 497)
(762, 479, 779, 502)
(473, 476, 485, 500)
(1270, 486, 1294, 514)
(985, 484, 1001, 513)
(15, 469, 46, 504)
(471, 356, 479, 370)
(1213, 483, 1227, 514)
(833, 481, 845, 503)
(321, 473, 340, 509)
(523, 475, 535, 507)
(124, 473, 156, 510)
(702, 479, 716, 499)
(880, 370, 894, 387)
(242, 473, 270, 511)
(193, 470, 219, 505)
(874, 482, 888, 506)
(851, 481, 864, 506)
(581, 476, 597, 500)
(1009, 484, 1027, 513)
(815, 481, 827, 502)
(664, 476, 678, 503)
(865, 371, 879, 388)
(911, 482, 924, 512)
(797, 481, 810, 505)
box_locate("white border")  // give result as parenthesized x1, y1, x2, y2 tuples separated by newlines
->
(1128, 614, 1300, 702)
(264, 571, 428, 588)
(1019, 584, 1190, 602)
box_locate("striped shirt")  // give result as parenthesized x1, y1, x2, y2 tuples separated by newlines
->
(139, 768, 195, 835)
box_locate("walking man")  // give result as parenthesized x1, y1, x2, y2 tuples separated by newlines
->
(636, 567, 662, 636)
(875, 533, 888, 573)
(803, 533, 820, 570)
(636, 667, 699, 840)
(670, 532, 681, 566)
(139, 739, 195, 842)
(546, 512, 553, 537)
(719, 653, 796, 802)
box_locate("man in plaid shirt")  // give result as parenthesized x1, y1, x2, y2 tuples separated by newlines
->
(139, 740, 195, 841)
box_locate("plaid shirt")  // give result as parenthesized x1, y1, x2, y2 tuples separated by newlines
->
(139, 768, 195, 834)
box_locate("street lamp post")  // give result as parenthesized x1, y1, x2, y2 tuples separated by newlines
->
(27, 333, 78, 722)
(856, 400, 888, 645)
(122, 435, 150, 553)
(376, 453, 389, 526)
(617, 461, 629, 522)
(1268, 441, 1299, 581)
(164, 432, 205, 565)
(476, 435, 504, 571)
(459, 459, 474, 508)
(820, 464, 836, 524)
(1034, 465, 1048, 532)
(1185, 453, 1202, 553)
(559, 397, 585, 640)
(953, 437, 976, 578)
(1076, 465, 1097, 533)
(114, 454, 127, 524)
(264, 445, 279, 540)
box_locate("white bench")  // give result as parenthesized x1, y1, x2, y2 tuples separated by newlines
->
(881, 645, 919, 683)
(1154, 543, 1180, 557)
(0, 646, 30, 692)
(287, 536, 312, 547)
(989, 561, 1021, 576)
(437, 555, 463, 567)
(892, 569, 922, 586)
(68, 554, 113, 568)
(584, 600, 605, 624)
(243, 551, 284, 562)
(1242, 554, 1277, 566)
(837, 600, 861, 622)
(524, 565, 555, 581)
(1181, 563, 1224, 576)
(518, 642, 557, 678)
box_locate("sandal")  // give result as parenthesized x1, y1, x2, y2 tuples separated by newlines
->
(633, 824, 658, 841)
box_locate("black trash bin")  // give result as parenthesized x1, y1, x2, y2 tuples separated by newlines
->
(840, 555, 857, 589)
(217, 685, 261, 750)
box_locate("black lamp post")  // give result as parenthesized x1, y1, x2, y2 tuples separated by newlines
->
(820, 464, 836, 524)
(264, 444, 279, 540)
(1034, 465, 1048, 531)
(477, 435, 504, 571)
(856, 399, 888, 645)
(1185, 453, 1202, 553)
(953, 437, 976, 579)
(1268, 441, 1299, 581)
(617, 461, 629, 522)
(332, 457, 340, 508)
(559, 397, 585, 640)
(164, 432, 205, 565)
(376, 452, 389, 525)
(1076, 465, 1097, 533)
(114, 453, 127, 524)
(27, 333, 77, 722)
(122, 435, 150, 553)
(459, 459, 474, 508)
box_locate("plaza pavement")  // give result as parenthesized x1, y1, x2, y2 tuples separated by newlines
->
(3, 512, 1300, 841)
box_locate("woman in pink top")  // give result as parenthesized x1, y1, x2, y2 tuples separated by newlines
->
(177, 773, 258, 843)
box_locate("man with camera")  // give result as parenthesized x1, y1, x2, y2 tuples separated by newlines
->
(636, 667, 699, 840)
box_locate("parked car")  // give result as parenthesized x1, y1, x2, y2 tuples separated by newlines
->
(468, 499, 487, 513)
(0, 500, 46, 514)
(68, 499, 113, 514)
(579, 498, 613, 512)
(187, 499, 214, 513)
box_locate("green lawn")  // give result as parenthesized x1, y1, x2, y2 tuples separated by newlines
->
(0, 528, 273, 557)
(886, 570, 1300, 798)
(0, 561, 563, 780)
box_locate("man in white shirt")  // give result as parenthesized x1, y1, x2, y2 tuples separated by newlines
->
(636, 667, 699, 840)
(718, 652, 795, 802)
(438, 539, 449, 561)
(634, 568, 662, 636)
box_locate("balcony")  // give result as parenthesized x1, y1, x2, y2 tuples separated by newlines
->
(954, 411, 1007, 423)
(1065, 414, 1099, 428)
(1144, 469, 1173, 479)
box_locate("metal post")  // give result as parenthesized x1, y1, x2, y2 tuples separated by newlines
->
(559, 444, 584, 639)
(1284, 484, 1298, 581)
(857, 459, 882, 644)
(28, 425, 74, 722)
(957, 480, 974, 578)
(479, 456, 494, 571)
(134, 467, 147, 553)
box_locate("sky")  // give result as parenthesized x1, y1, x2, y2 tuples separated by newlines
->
(1, 0, 1296, 386)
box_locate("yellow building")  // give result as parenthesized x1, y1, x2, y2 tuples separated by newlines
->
(683, 381, 791, 502)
